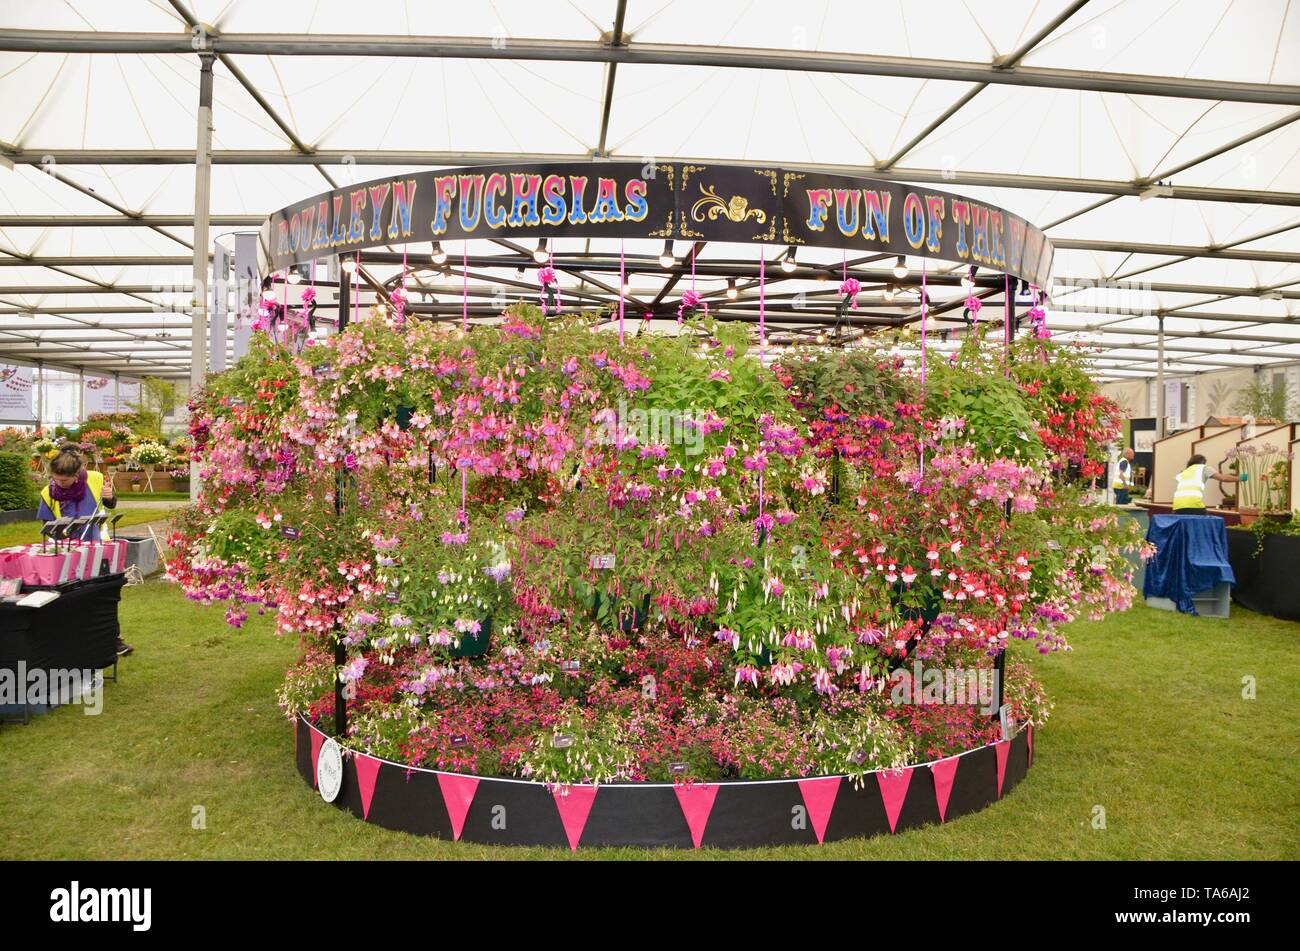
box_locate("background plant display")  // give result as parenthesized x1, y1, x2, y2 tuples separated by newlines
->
(171, 303, 1144, 786)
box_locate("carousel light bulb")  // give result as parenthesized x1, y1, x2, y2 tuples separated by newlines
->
(515, 265, 525, 279)
(815, 330, 828, 344)
(883, 286, 896, 302)
(726, 278, 738, 300)
(340, 257, 357, 273)
(533, 239, 549, 264)
(287, 269, 302, 285)
(893, 255, 908, 279)
(659, 241, 676, 268)
(431, 242, 448, 265)
(261, 288, 276, 301)
(781, 246, 797, 273)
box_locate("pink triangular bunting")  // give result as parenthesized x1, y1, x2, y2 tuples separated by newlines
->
(674, 784, 721, 849)
(309, 727, 324, 789)
(354, 754, 382, 821)
(877, 768, 913, 833)
(552, 784, 598, 851)
(930, 757, 960, 822)
(995, 740, 1011, 798)
(437, 773, 481, 841)
(1026, 725, 1033, 767)
(797, 777, 842, 844)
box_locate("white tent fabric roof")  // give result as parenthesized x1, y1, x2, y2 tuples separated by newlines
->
(1, 0, 1299, 381)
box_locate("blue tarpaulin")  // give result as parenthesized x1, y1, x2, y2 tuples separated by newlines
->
(1142, 515, 1235, 615)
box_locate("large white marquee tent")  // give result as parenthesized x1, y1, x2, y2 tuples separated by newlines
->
(0, 0, 1298, 404)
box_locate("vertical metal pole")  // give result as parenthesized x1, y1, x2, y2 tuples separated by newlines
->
(1156, 316, 1166, 437)
(1003, 276, 1013, 375)
(34, 361, 43, 428)
(77, 367, 85, 424)
(333, 255, 350, 739)
(190, 52, 215, 502)
(113, 372, 120, 413)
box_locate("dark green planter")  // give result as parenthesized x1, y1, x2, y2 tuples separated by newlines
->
(449, 615, 492, 657)
(592, 591, 651, 634)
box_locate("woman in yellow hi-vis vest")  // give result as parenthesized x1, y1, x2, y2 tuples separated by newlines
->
(38, 444, 117, 537)
(37, 444, 132, 655)
(1171, 453, 1246, 515)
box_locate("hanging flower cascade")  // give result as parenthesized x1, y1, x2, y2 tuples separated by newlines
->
(170, 302, 1145, 786)
(537, 266, 559, 315)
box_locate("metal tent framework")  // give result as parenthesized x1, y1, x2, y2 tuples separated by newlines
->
(1, 0, 1298, 392)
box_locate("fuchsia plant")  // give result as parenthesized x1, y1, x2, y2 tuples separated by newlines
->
(171, 303, 1144, 785)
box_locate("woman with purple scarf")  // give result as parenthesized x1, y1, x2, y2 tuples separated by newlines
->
(37, 444, 132, 655)
(38, 444, 117, 536)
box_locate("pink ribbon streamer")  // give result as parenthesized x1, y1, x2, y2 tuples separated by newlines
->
(759, 247, 766, 356)
(462, 244, 468, 331)
(920, 259, 927, 481)
(619, 240, 625, 346)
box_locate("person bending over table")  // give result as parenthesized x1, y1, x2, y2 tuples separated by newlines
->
(37, 444, 133, 656)
(1171, 453, 1246, 516)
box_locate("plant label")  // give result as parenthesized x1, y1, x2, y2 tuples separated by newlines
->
(589, 553, 616, 570)
(668, 762, 688, 775)
(317, 738, 343, 803)
(552, 733, 574, 749)
(561, 659, 581, 672)
(450, 734, 468, 748)
(280, 526, 301, 540)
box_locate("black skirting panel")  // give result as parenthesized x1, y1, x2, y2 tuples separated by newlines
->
(294, 715, 1035, 850)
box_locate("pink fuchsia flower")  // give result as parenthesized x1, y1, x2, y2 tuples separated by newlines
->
(769, 662, 802, 686)
(677, 289, 708, 321)
(715, 627, 741, 650)
(734, 666, 761, 687)
(812, 667, 838, 695)
(840, 276, 861, 309)
(901, 566, 917, 584)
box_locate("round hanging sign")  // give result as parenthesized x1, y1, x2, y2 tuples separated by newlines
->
(317, 737, 343, 803)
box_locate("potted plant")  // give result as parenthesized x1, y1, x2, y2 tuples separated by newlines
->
(128, 440, 171, 491)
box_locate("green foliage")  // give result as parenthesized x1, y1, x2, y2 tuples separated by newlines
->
(1233, 377, 1294, 421)
(926, 335, 1044, 462)
(0, 451, 38, 511)
(128, 377, 180, 440)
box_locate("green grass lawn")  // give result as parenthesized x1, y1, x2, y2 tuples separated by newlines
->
(1, 582, 1297, 860)
(0, 508, 177, 548)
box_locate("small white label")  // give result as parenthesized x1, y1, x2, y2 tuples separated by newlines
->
(998, 705, 1015, 742)
(589, 553, 616, 570)
(317, 737, 343, 803)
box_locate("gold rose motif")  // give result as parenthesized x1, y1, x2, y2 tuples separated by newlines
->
(691, 184, 767, 224)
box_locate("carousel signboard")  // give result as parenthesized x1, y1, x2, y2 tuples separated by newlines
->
(261, 162, 1054, 287)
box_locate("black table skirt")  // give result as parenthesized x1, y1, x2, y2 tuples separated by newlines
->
(0, 573, 125, 673)
(1226, 529, 1300, 623)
